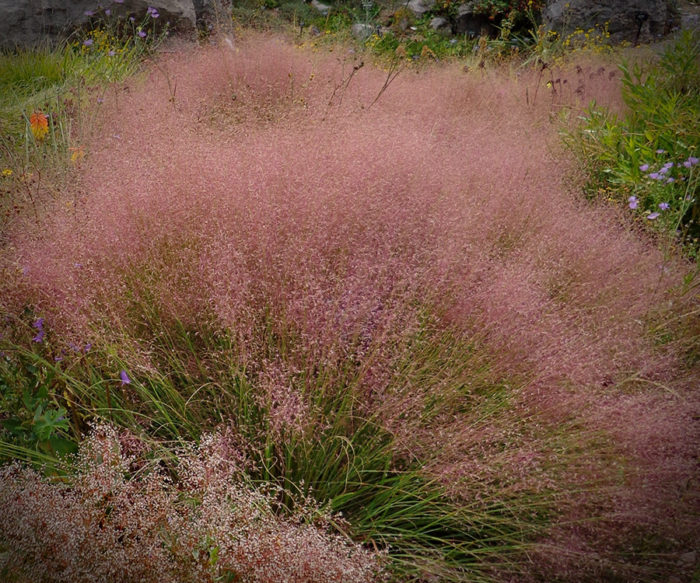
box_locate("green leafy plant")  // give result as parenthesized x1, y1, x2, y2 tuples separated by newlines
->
(568, 30, 700, 252)
(0, 352, 77, 457)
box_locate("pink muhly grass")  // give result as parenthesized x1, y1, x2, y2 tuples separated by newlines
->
(2, 34, 697, 576)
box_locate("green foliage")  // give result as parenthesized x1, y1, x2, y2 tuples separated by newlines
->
(470, 0, 545, 20)
(568, 30, 700, 253)
(0, 351, 77, 457)
(0, 304, 550, 581)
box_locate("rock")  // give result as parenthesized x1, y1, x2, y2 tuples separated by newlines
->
(678, 0, 700, 30)
(407, 0, 435, 16)
(193, 0, 231, 30)
(310, 0, 331, 16)
(351, 22, 374, 40)
(454, 2, 498, 38)
(0, 0, 198, 50)
(429, 16, 451, 35)
(542, 0, 681, 44)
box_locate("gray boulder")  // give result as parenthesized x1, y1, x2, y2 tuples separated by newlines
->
(407, 0, 435, 16)
(429, 16, 451, 35)
(543, 0, 681, 44)
(454, 2, 498, 38)
(0, 0, 198, 50)
(310, 0, 331, 16)
(351, 22, 374, 40)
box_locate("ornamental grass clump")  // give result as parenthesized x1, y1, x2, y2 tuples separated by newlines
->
(0, 33, 698, 581)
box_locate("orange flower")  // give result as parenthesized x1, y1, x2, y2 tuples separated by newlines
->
(30, 111, 49, 141)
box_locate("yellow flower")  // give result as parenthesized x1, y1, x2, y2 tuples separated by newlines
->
(70, 146, 85, 164)
(30, 111, 49, 141)
(2, 168, 12, 177)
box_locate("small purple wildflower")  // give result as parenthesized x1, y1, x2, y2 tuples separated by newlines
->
(658, 167, 669, 175)
(84, 10, 95, 16)
(129, 16, 135, 22)
(138, 30, 147, 38)
(639, 164, 649, 172)
(114, 0, 124, 3)
(83, 39, 94, 47)
(119, 370, 131, 385)
(656, 149, 666, 154)
(683, 156, 699, 168)
(648, 172, 662, 180)
(84, 343, 92, 352)
(32, 319, 44, 342)
(105, 8, 111, 16)
(628, 196, 638, 209)
(647, 212, 660, 220)
(97, 97, 104, 104)
(108, 50, 116, 56)
(666, 177, 675, 184)
(659, 202, 670, 211)
(147, 6, 160, 18)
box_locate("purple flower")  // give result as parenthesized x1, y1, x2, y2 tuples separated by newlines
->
(147, 6, 160, 18)
(639, 164, 649, 172)
(628, 196, 638, 209)
(138, 30, 147, 38)
(83, 39, 94, 47)
(119, 370, 131, 385)
(32, 319, 45, 342)
(666, 177, 675, 184)
(114, 0, 124, 3)
(84, 343, 92, 352)
(647, 212, 660, 220)
(659, 202, 670, 210)
(658, 167, 669, 175)
(97, 97, 104, 104)
(84, 10, 95, 16)
(129, 16, 135, 22)
(656, 149, 666, 154)
(105, 8, 111, 16)
(683, 156, 699, 168)
(648, 172, 662, 180)
(108, 50, 116, 56)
